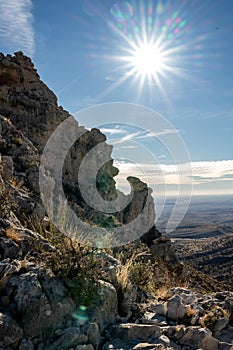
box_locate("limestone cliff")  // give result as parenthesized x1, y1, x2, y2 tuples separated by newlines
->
(0, 52, 117, 200)
(0, 51, 159, 243)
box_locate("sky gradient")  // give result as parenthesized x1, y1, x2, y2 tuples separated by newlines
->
(0, 0, 233, 196)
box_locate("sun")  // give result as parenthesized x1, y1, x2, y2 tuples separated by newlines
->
(120, 38, 168, 91)
(131, 42, 164, 78)
(89, 1, 195, 101)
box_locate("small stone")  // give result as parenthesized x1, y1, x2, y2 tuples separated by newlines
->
(214, 317, 229, 334)
(155, 334, 170, 347)
(167, 295, 186, 321)
(142, 312, 167, 326)
(218, 342, 233, 350)
(191, 313, 199, 325)
(19, 339, 35, 350)
(149, 302, 167, 317)
(75, 345, 94, 350)
(133, 343, 165, 350)
(87, 323, 100, 349)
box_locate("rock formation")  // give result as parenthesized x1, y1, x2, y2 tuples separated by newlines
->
(0, 51, 158, 238)
(0, 52, 232, 350)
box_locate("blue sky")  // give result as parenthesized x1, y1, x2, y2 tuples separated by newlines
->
(0, 0, 233, 196)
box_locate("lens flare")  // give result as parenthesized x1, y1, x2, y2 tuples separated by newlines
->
(73, 1, 209, 107)
(72, 305, 89, 325)
(93, 0, 195, 100)
(110, 1, 134, 22)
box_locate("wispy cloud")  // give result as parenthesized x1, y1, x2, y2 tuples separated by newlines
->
(137, 129, 180, 139)
(100, 127, 127, 135)
(176, 107, 233, 122)
(203, 110, 233, 121)
(57, 78, 80, 95)
(0, 0, 35, 56)
(74, 96, 99, 109)
(104, 69, 135, 83)
(104, 75, 116, 82)
(121, 145, 138, 149)
(111, 132, 141, 144)
(108, 129, 180, 144)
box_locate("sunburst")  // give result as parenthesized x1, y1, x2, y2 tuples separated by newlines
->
(131, 41, 164, 77)
(121, 37, 169, 89)
(91, 1, 193, 100)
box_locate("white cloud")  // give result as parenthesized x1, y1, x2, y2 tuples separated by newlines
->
(0, 0, 35, 56)
(121, 145, 138, 149)
(100, 127, 127, 135)
(191, 160, 233, 183)
(104, 75, 116, 82)
(114, 160, 233, 186)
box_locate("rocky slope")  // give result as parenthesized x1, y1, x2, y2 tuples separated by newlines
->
(0, 52, 233, 350)
(174, 234, 233, 289)
(0, 51, 158, 241)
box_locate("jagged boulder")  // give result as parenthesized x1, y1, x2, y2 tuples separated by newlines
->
(0, 115, 39, 173)
(0, 52, 63, 150)
(109, 323, 162, 342)
(0, 52, 118, 200)
(90, 280, 118, 332)
(150, 237, 183, 275)
(0, 312, 23, 349)
(47, 327, 88, 350)
(1, 267, 75, 344)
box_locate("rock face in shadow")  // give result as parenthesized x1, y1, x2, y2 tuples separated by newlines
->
(0, 51, 66, 151)
(0, 51, 159, 239)
(0, 52, 118, 201)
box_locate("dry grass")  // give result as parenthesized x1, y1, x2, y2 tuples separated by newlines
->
(5, 227, 25, 243)
(156, 285, 171, 301)
(199, 305, 230, 330)
(186, 306, 198, 318)
(0, 182, 16, 219)
(116, 253, 136, 291)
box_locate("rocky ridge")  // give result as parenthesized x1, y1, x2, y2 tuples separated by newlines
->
(0, 52, 232, 349)
(0, 51, 158, 240)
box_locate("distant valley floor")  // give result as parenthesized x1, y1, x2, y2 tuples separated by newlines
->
(156, 195, 233, 290)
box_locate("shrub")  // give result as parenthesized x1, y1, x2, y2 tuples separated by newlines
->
(199, 305, 230, 330)
(0, 174, 17, 219)
(28, 215, 105, 306)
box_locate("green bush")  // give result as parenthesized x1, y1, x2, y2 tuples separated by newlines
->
(28, 216, 104, 306)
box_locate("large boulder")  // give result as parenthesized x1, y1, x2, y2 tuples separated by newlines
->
(2, 268, 75, 343)
(109, 323, 162, 342)
(0, 312, 23, 349)
(90, 280, 118, 332)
